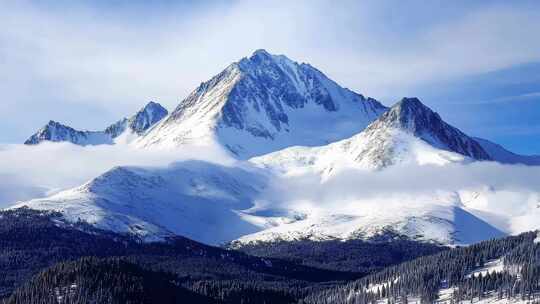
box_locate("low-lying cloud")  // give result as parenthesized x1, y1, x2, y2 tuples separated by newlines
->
(261, 161, 540, 233)
(1, 141, 539, 234)
(0, 142, 234, 207)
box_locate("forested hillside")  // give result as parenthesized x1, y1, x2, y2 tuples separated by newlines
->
(231, 237, 444, 273)
(5, 257, 215, 304)
(1, 208, 538, 303)
(304, 232, 540, 303)
(0, 208, 440, 303)
(0, 208, 344, 302)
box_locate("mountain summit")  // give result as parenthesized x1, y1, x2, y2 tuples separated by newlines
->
(24, 120, 114, 146)
(252, 97, 492, 174)
(25, 101, 168, 146)
(369, 97, 491, 161)
(136, 49, 388, 158)
(105, 101, 168, 138)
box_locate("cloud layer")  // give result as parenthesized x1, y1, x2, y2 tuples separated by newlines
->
(0, 142, 234, 207)
(261, 161, 540, 235)
(1, 140, 538, 238)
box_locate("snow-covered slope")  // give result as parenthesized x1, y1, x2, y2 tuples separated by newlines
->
(15, 96, 540, 247)
(233, 98, 540, 245)
(136, 49, 387, 158)
(474, 137, 540, 166)
(11, 157, 539, 246)
(252, 97, 488, 176)
(14, 52, 540, 248)
(25, 101, 168, 146)
(234, 193, 505, 246)
(13, 158, 510, 246)
(12, 160, 268, 244)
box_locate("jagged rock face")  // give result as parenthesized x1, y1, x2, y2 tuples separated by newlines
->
(104, 118, 130, 139)
(370, 97, 491, 161)
(24, 121, 72, 145)
(105, 101, 168, 138)
(128, 101, 169, 135)
(25, 102, 168, 146)
(24, 121, 112, 146)
(222, 50, 352, 131)
(138, 50, 387, 158)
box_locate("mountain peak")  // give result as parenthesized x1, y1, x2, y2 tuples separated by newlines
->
(26, 102, 167, 146)
(369, 97, 491, 160)
(138, 51, 387, 158)
(43, 120, 73, 130)
(136, 101, 168, 120)
(240, 49, 283, 69)
(396, 97, 427, 110)
(128, 101, 168, 135)
(251, 48, 272, 58)
(381, 97, 441, 132)
(104, 101, 168, 138)
(142, 101, 162, 110)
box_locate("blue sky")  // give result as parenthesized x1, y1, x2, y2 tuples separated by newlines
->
(1, 0, 539, 154)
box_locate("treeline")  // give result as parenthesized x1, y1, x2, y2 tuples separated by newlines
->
(4, 257, 215, 304)
(2, 208, 539, 303)
(303, 232, 540, 303)
(231, 236, 444, 273)
(0, 208, 446, 303)
(0, 208, 336, 303)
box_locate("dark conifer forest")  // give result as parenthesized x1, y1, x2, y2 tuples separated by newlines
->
(0, 208, 538, 303)
(304, 232, 540, 304)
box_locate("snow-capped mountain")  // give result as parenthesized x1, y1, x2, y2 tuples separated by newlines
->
(251, 97, 490, 176)
(105, 101, 168, 137)
(25, 101, 168, 146)
(12, 52, 540, 249)
(14, 96, 540, 247)
(373, 97, 490, 160)
(136, 49, 387, 158)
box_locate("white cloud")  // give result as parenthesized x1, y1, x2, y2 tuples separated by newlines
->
(0, 142, 234, 207)
(0, 139, 538, 238)
(261, 161, 540, 234)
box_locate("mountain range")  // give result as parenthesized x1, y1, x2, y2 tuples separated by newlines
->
(15, 50, 540, 248)
(25, 101, 168, 146)
(6, 49, 540, 303)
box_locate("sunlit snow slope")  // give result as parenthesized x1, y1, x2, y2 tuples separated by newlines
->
(251, 97, 486, 177)
(136, 49, 387, 158)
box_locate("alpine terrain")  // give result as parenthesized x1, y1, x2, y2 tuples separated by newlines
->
(25, 101, 168, 146)
(7, 50, 540, 303)
(15, 72, 540, 247)
(135, 49, 388, 158)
